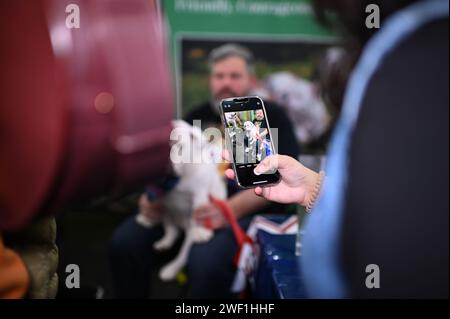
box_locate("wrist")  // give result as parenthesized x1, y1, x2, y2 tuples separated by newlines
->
(303, 170, 325, 212)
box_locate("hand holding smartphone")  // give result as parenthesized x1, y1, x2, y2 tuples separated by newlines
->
(220, 96, 281, 188)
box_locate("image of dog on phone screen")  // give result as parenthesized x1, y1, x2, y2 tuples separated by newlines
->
(225, 109, 273, 164)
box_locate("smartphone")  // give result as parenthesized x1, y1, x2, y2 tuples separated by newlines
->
(220, 96, 281, 188)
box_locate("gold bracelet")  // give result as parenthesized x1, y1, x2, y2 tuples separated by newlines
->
(306, 170, 325, 213)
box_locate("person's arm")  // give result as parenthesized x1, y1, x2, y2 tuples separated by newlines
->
(193, 189, 269, 229)
(235, 115, 242, 127)
(257, 128, 268, 140)
(227, 189, 269, 219)
(195, 153, 323, 229)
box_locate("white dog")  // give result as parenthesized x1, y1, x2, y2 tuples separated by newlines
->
(136, 120, 227, 281)
(243, 121, 258, 149)
(265, 72, 330, 144)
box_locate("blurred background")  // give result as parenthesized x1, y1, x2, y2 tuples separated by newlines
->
(1, 0, 343, 298)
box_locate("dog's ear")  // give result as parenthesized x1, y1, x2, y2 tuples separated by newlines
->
(171, 119, 203, 141)
(244, 121, 254, 129)
(171, 119, 191, 130)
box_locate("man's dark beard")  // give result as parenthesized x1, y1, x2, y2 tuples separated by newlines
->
(210, 87, 239, 115)
(217, 87, 237, 98)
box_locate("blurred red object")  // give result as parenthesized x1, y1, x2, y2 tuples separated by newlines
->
(0, 0, 173, 231)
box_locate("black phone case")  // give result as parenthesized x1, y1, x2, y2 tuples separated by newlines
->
(220, 96, 281, 189)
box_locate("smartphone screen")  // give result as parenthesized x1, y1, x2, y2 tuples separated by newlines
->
(220, 96, 280, 188)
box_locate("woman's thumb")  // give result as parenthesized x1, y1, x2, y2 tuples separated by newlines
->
(254, 155, 278, 175)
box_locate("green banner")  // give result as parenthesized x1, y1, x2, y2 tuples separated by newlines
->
(164, 0, 333, 37)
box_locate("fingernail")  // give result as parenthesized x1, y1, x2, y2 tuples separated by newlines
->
(254, 167, 261, 175)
